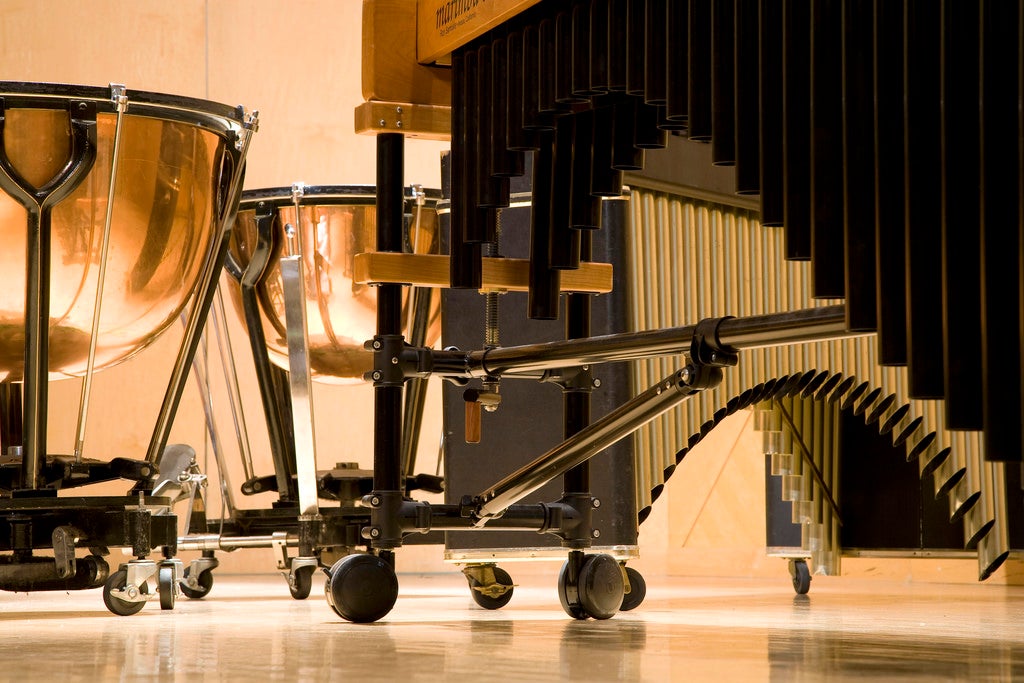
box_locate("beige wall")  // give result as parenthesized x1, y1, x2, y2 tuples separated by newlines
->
(0, 0, 1006, 587)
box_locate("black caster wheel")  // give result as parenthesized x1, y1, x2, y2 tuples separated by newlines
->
(103, 569, 148, 616)
(290, 565, 316, 600)
(790, 559, 811, 595)
(559, 554, 624, 621)
(466, 566, 514, 610)
(619, 566, 647, 611)
(181, 567, 214, 599)
(85, 555, 111, 590)
(158, 565, 176, 610)
(324, 554, 398, 623)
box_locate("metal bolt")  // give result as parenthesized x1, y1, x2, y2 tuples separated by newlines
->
(710, 352, 718, 363)
(370, 528, 381, 538)
(391, 356, 399, 365)
(592, 529, 601, 538)
(593, 378, 602, 388)
(681, 367, 692, 382)
(592, 497, 601, 508)
(372, 370, 383, 381)
(379, 118, 386, 127)
(372, 340, 382, 350)
(370, 496, 381, 507)
(396, 106, 403, 114)
(396, 120, 403, 128)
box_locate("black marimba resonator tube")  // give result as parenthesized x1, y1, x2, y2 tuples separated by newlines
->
(447, 0, 1023, 463)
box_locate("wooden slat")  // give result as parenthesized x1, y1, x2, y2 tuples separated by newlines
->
(353, 101, 451, 139)
(353, 252, 614, 293)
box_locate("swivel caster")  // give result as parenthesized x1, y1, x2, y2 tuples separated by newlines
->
(619, 565, 647, 611)
(463, 564, 515, 610)
(180, 567, 215, 599)
(181, 553, 219, 600)
(558, 553, 624, 620)
(324, 554, 398, 623)
(289, 564, 316, 600)
(789, 558, 811, 595)
(102, 570, 149, 616)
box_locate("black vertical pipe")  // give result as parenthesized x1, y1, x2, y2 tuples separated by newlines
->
(810, 0, 845, 298)
(507, 28, 534, 151)
(873, 0, 907, 365)
(492, 33, 525, 179)
(550, 114, 581, 270)
(938, 0, 982, 429)
(476, 42, 499, 212)
(591, 103, 624, 196)
(590, 0, 610, 93)
(562, 289, 593, 496)
(635, 101, 668, 149)
(612, 97, 645, 170)
(556, 10, 584, 104)
(735, 0, 761, 195)
(539, 17, 560, 114)
(608, 0, 629, 91)
(842, 0, 877, 332)
(711, 0, 736, 165)
(451, 49, 482, 289)
(645, 0, 668, 105)
(524, 24, 553, 131)
(530, 130, 562, 319)
(571, 109, 602, 229)
(980, 0, 1022, 459)
(903, 0, 944, 399)
(626, 0, 647, 96)
(666, 0, 690, 122)
(782, 0, 812, 260)
(688, 0, 713, 142)
(759, 0, 784, 226)
(464, 47, 485, 243)
(374, 133, 405, 499)
(572, 0, 597, 97)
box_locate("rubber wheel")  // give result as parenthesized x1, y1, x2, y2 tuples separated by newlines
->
(158, 565, 176, 610)
(85, 555, 111, 590)
(576, 554, 624, 620)
(791, 559, 811, 595)
(619, 566, 647, 611)
(103, 569, 148, 616)
(559, 554, 623, 620)
(558, 559, 589, 620)
(289, 565, 315, 600)
(180, 567, 214, 599)
(467, 567, 514, 610)
(324, 554, 398, 623)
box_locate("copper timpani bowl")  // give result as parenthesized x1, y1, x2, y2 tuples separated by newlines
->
(229, 185, 441, 384)
(0, 81, 249, 382)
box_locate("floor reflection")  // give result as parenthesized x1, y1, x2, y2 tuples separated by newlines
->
(1, 574, 1023, 681)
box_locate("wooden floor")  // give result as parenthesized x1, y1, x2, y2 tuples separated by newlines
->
(1, 570, 1022, 681)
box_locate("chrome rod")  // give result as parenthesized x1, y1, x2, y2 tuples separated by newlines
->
(211, 285, 255, 481)
(474, 365, 720, 521)
(188, 320, 236, 516)
(433, 305, 856, 378)
(177, 533, 299, 552)
(73, 83, 127, 461)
